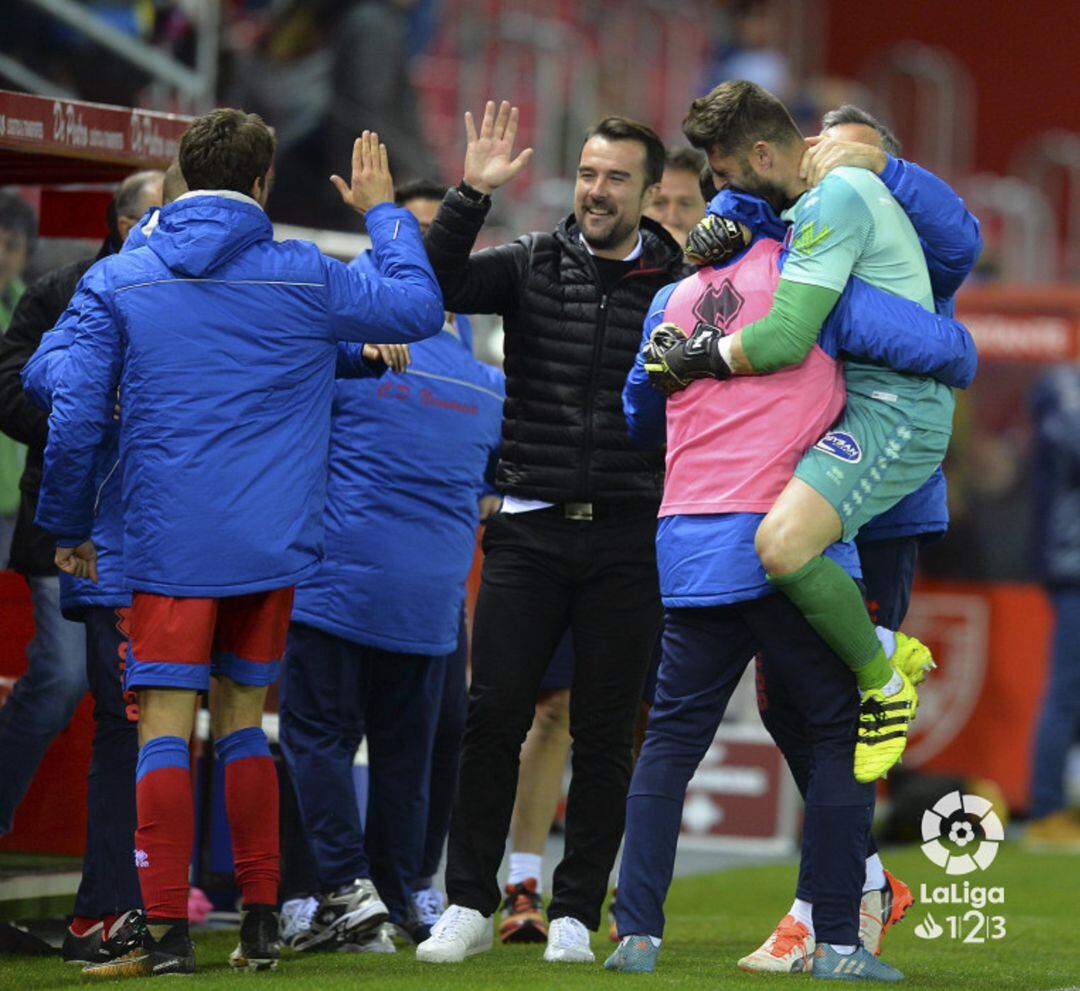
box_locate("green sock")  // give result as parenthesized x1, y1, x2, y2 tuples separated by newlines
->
(768, 555, 892, 691)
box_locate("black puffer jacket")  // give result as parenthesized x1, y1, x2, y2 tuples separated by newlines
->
(425, 186, 686, 503)
(0, 242, 113, 573)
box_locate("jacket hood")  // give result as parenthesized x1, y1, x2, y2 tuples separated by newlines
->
(555, 212, 683, 272)
(146, 191, 273, 277)
(707, 189, 787, 242)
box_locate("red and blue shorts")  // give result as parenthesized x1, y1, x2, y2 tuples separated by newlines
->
(124, 587, 294, 693)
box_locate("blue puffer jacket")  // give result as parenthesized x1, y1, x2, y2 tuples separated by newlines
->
(292, 320, 504, 655)
(1030, 366, 1080, 584)
(20, 217, 160, 613)
(36, 192, 444, 597)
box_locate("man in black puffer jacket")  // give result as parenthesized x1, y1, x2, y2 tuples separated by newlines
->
(416, 102, 686, 965)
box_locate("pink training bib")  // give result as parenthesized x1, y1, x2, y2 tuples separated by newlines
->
(659, 238, 845, 518)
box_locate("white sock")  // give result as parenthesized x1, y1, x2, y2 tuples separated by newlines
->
(863, 853, 886, 892)
(874, 626, 897, 660)
(832, 944, 857, 955)
(880, 668, 903, 696)
(788, 898, 814, 935)
(508, 852, 543, 891)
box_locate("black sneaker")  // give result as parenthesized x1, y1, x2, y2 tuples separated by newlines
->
(63, 922, 107, 965)
(64, 911, 146, 965)
(292, 878, 388, 953)
(83, 922, 195, 979)
(229, 905, 282, 971)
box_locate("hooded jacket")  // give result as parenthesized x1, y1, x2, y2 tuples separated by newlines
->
(35, 192, 443, 597)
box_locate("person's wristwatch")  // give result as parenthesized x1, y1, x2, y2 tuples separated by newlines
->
(457, 179, 492, 206)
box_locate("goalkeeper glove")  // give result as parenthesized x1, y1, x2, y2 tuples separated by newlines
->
(683, 214, 748, 267)
(644, 321, 733, 395)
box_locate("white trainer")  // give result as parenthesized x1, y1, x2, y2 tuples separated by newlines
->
(737, 914, 814, 973)
(543, 916, 595, 963)
(280, 896, 317, 947)
(416, 905, 493, 963)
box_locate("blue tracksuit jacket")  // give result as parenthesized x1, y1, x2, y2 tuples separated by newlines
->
(292, 250, 504, 653)
(35, 192, 444, 597)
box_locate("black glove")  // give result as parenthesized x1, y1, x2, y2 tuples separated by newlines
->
(644, 321, 732, 395)
(683, 214, 746, 267)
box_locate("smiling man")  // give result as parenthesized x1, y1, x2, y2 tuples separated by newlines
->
(415, 101, 686, 965)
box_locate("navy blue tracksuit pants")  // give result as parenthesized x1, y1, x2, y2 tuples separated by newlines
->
(72, 606, 142, 919)
(417, 613, 468, 884)
(278, 621, 443, 924)
(618, 594, 872, 946)
(757, 535, 919, 902)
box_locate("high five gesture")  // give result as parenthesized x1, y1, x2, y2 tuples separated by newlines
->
(463, 100, 534, 195)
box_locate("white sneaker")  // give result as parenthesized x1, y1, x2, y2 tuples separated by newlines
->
(280, 896, 318, 947)
(737, 915, 814, 973)
(416, 905, 493, 963)
(544, 916, 595, 963)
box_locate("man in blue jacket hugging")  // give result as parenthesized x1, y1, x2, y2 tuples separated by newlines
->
(35, 110, 444, 978)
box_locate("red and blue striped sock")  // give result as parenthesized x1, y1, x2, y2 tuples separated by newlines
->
(215, 727, 279, 907)
(134, 736, 193, 922)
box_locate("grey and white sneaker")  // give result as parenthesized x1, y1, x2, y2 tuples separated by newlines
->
(416, 905, 493, 963)
(280, 896, 318, 947)
(292, 878, 388, 953)
(337, 922, 397, 954)
(403, 886, 445, 944)
(544, 916, 594, 963)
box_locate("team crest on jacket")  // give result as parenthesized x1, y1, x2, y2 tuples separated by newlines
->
(692, 278, 745, 330)
(815, 431, 862, 463)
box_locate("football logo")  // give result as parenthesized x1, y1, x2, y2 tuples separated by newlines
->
(920, 791, 1003, 875)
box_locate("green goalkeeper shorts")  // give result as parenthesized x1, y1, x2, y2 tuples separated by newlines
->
(793, 392, 951, 542)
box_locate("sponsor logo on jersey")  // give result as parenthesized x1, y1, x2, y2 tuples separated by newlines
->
(814, 430, 862, 463)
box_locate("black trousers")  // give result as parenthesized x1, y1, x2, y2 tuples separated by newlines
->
(445, 506, 662, 930)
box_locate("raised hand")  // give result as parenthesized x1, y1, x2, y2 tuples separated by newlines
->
(463, 100, 534, 194)
(331, 130, 395, 214)
(799, 135, 888, 187)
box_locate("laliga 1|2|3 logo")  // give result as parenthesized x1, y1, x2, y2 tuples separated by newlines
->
(912, 791, 1007, 945)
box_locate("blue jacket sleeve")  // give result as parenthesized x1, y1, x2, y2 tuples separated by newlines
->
(22, 317, 78, 410)
(823, 277, 978, 388)
(35, 274, 124, 542)
(324, 203, 445, 345)
(623, 284, 677, 449)
(878, 156, 982, 301)
(334, 343, 388, 379)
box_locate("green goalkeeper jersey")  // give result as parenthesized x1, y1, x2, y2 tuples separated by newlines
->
(780, 166, 954, 432)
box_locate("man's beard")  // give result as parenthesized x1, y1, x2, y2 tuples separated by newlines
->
(578, 205, 637, 251)
(733, 168, 792, 213)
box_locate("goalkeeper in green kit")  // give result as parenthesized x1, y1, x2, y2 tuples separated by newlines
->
(651, 80, 961, 783)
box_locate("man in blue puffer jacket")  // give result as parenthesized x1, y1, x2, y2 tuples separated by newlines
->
(35, 110, 444, 978)
(20, 163, 184, 968)
(279, 247, 504, 949)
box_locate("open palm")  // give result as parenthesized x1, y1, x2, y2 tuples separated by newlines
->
(463, 100, 534, 194)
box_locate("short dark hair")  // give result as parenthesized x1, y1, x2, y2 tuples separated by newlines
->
(179, 108, 275, 194)
(0, 191, 37, 256)
(586, 116, 666, 188)
(665, 146, 706, 177)
(394, 178, 448, 206)
(821, 104, 902, 156)
(683, 80, 802, 157)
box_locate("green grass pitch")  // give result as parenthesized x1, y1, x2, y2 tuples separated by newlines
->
(4, 844, 1073, 990)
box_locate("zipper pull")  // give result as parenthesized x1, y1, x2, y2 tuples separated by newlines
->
(599, 295, 608, 311)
